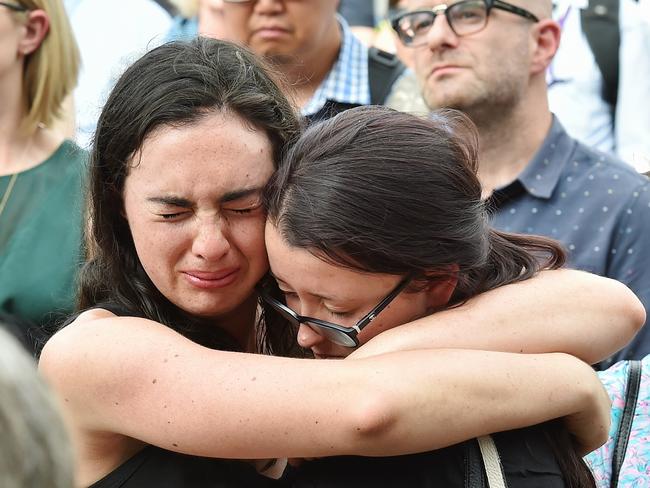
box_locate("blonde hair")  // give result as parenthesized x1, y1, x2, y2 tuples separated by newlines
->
(169, 0, 199, 18)
(15, 0, 80, 134)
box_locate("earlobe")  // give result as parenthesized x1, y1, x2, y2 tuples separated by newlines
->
(18, 10, 50, 57)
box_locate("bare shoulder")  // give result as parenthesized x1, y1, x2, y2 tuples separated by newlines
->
(39, 310, 194, 414)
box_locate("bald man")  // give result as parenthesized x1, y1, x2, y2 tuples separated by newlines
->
(396, 0, 650, 367)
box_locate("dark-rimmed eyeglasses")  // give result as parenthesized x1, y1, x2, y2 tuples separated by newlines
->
(391, 0, 539, 47)
(258, 275, 413, 347)
(0, 1, 28, 12)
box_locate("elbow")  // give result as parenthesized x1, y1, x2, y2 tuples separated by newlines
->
(620, 284, 646, 339)
(346, 393, 400, 453)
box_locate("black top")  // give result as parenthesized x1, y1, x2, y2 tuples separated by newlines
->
(88, 446, 278, 488)
(283, 424, 568, 488)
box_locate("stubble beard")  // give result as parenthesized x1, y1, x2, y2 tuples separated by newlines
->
(422, 74, 525, 133)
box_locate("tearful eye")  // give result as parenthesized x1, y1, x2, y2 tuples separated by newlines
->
(159, 212, 185, 220)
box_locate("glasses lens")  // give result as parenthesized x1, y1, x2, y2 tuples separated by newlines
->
(448, 1, 487, 36)
(395, 12, 435, 46)
(305, 321, 357, 347)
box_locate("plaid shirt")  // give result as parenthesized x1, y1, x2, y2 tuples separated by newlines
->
(302, 16, 371, 117)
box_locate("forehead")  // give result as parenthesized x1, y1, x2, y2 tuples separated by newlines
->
(265, 222, 383, 297)
(126, 112, 274, 195)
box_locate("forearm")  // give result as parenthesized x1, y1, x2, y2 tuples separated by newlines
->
(350, 349, 609, 456)
(351, 269, 645, 364)
(42, 315, 608, 461)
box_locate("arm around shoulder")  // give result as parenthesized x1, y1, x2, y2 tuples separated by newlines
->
(351, 269, 645, 364)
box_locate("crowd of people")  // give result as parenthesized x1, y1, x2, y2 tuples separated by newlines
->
(1, 0, 650, 487)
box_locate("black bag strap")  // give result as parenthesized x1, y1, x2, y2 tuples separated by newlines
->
(466, 439, 487, 488)
(580, 0, 620, 109)
(610, 359, 643, 488)
(368, 47, 406, 105)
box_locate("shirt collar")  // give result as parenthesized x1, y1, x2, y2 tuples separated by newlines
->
(515, 115, 576, 199)
(302, 15, 371, 116)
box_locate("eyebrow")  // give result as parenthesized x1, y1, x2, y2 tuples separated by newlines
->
(146, 187, 264, 207)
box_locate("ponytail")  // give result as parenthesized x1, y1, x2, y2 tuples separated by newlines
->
(452, 230, 567, 304)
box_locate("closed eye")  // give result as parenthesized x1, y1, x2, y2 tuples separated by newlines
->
(158, 212, 187, 220)
(225, 203, 263, 215)
(327, 309, 350, 319)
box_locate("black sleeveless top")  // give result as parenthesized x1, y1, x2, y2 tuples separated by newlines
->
(88, 446, 279, 488)
(282, 424, 570, 488)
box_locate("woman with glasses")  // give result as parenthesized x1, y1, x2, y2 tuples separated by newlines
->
(0, 0, 85, 351)
(262, 105, 604, 487)
(40, 38, 640, 488)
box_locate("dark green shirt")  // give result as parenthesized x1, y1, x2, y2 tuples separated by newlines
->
(0, 140, 87, 344)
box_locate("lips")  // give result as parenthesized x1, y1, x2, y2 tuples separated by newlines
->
(253, 25, 290, 39)
(430, 64, 462, 77)
(182, 268, 239, 289)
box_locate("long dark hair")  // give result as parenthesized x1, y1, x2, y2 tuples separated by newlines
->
(78, 37, 302, 355)
(266, 105, 565, 302)
(265, 106, 595, 487)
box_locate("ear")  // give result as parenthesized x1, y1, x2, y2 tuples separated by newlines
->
(18, 9, 50, 57)
(529, 19, 561, 75)
(422, 265, 459, 314)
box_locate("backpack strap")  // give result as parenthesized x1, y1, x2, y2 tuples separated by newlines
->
(477, 436, 508, 488)
(610, 359, 642, 488)
(368, 47, 406, 105)
(580, 0, 620, 108)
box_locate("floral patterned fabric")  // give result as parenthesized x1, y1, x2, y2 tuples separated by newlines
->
(585, 356, 650, 486)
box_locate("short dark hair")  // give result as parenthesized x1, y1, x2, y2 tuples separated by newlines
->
(265, 105, 565, 304)
(79, 37, 302, 353)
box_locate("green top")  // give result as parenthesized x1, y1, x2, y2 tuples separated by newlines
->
(0, 140, 87, 338)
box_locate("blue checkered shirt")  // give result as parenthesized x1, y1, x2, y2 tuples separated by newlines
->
(302, 16, 371, 117)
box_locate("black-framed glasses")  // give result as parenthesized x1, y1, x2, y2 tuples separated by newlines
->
(0, 1, 28, 12)
(258, 274, 413, 347)
(391, 0, 539, 47)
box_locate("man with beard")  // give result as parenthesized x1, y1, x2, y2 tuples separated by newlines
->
(393, 0, 650, 367)
(221, 0, 420, 122)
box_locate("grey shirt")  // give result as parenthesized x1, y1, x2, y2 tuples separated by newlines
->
(488, 117, 650, 368)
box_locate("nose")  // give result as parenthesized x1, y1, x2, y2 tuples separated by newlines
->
(296, 323, 327, 350)
(424, 12, 460, 51)
(253, 0, 284, 14)
(191, 218, 231, 261)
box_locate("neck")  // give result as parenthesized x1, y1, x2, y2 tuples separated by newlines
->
(274, 24, 342, 108)
(0, 68, 63, 176)
(473, 89, 553, 198)
(212, 293, 260, 352)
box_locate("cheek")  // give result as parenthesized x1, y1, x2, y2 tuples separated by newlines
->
(126, 211, 186, 275)
(230, 216, 268, 268)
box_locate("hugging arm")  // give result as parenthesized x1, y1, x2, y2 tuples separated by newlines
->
(39, 310, 609, 461)
(350, 269, 645, 364)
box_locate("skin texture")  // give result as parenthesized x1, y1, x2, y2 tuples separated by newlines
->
(403, 0, 561, 194)
(406, 0, 535, 122)
(222, 0, 339, 63)
(265, 222, 455, 358)
(220, 0, 341, 107)
(123, 112, 273, 345)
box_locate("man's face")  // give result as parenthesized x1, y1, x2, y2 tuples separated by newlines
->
(404, 0, 536, 117)
(222, 0, 339, 62)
